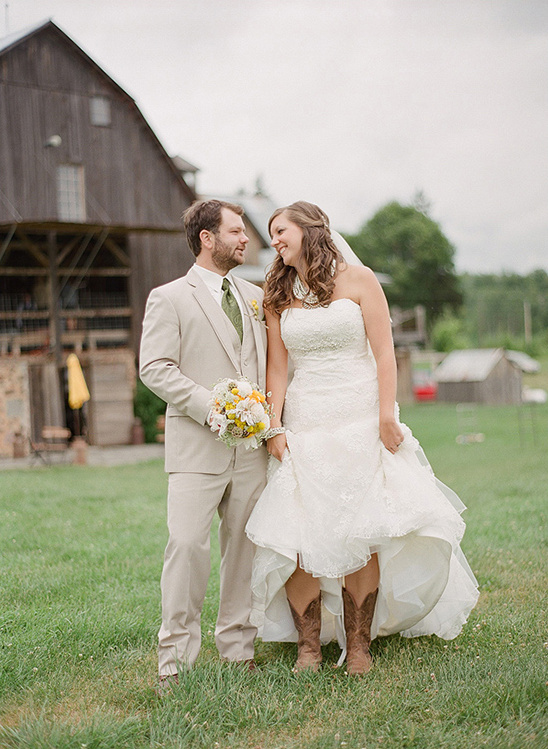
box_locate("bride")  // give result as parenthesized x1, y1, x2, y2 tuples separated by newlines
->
(245, 201, 478, 674)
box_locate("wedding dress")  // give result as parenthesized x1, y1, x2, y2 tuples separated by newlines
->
(245, 298, 479, 649)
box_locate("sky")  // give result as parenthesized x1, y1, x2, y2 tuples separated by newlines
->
(3, 0, 548, 273)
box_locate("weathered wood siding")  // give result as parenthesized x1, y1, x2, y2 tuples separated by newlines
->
(437, 358, 522, 405)
(0, 24, 193, 228)
(85, 351, 136, 445)
(129, 231, 194, 346)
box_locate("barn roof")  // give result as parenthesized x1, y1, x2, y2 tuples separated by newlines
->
(0, 18, 50, 54)
(434, 348, 508, 383)
(172, 156, 200, 175)
(0, 19, 195, 203)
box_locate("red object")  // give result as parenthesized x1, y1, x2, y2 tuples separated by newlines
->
(413, 383, 438, 402)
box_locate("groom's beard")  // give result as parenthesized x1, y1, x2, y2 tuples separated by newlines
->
(211, 236, 246, 274)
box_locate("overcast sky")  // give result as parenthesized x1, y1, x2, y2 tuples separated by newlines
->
(4, 0, 548, 273)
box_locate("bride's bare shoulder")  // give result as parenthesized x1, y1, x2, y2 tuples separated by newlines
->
(342, 264, 378, 284)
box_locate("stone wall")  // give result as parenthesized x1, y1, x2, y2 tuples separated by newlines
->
(0, 359, 31, 457)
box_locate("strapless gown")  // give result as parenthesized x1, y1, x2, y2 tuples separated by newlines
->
(245, 299, 478, 649)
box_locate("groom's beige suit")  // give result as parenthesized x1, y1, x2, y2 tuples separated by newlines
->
(140, 265, 268, 673)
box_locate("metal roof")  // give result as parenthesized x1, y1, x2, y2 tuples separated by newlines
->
(506, 350, 541, 374)
(434, 348, 507, 383)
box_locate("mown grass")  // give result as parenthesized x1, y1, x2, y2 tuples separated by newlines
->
(1, 404, 547, 748)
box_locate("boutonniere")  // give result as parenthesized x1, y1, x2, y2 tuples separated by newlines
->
(247, 299, 268, 329)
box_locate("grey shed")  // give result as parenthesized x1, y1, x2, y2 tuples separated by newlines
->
(434, 349, 522, 405)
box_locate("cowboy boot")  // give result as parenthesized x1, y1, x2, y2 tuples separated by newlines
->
(342, 587, 378, 675)
(288, 594, 322, 672)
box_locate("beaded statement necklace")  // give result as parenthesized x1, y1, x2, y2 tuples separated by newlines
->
(292, 260, 337, 309)
(292, 274, 320, 308)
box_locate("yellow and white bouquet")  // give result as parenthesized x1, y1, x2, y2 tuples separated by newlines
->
(208, 377, 273, 449)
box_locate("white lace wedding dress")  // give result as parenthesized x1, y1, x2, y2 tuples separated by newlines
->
(245, 298, 479, 649)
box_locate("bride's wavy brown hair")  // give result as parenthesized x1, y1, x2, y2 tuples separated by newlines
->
(263, 201, 344, 315)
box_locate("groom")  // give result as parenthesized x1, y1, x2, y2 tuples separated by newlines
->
(139, 199, 268, 682)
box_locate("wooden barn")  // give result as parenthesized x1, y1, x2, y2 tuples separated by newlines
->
(434, 348, 522, 405)
(0, 19, 197, 456)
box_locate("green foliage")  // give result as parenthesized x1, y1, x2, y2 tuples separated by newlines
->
(1, 404, 547, 747)
(431, 309, 471, 352)
(461, 271, 548, 353)
(134, 379, 165, 443)
(344, 200, 462, 323)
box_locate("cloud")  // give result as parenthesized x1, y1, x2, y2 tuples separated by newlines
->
(6, 0, 548, 272)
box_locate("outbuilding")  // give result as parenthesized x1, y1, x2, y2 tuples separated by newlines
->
(0, 19, 197, 455)
(434, 348, 522, 405)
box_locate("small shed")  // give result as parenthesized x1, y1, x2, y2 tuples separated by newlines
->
(434, 348, 522, 405)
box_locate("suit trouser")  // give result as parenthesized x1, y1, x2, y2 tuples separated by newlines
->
(158, 446, 267, 674)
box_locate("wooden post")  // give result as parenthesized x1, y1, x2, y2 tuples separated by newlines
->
(523, 300, 532, 345)
(47, 231, 63, 369)
(47, 231, 66, 426)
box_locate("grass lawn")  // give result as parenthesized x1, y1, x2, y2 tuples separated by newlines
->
(1, 403, 547, 748)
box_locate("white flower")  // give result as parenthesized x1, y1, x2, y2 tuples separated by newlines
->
(235, 398, 265, 426)
(208, 411, 227, 434)
(235, 380, 253, 397)
(208, 376, 273, 449)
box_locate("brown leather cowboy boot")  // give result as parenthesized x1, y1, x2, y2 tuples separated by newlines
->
(288, 594, 322, 672)
(342, 587, 378, 675)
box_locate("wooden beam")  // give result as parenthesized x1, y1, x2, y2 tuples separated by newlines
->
(0, 225, 17, 264)
(0, 308, 131, 320)
(15, 229, 50, 267)
(65, 229, 109, 293)
(104, 236, 130, 266)
(0, 221, 184, 235)
(48, 232, 63, 369)
(0, 267, 132, 276)
(56, 236, 80, 266)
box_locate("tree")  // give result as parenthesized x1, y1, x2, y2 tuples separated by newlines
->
(344, 201, 462, 323)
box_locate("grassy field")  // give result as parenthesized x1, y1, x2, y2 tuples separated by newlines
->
(1, 403, 547, 748)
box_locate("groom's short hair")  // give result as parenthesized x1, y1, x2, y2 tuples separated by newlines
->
(183, 199, 244, 257)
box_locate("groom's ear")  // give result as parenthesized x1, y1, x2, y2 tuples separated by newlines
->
(199, 229, 214, 251)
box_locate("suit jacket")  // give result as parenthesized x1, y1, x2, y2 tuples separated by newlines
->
(139, 265, 267, 473)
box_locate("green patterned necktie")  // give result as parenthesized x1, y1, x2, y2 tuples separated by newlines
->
(221, 278, 243, 342)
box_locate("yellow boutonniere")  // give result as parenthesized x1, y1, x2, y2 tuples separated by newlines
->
(247, 299, 268, 329)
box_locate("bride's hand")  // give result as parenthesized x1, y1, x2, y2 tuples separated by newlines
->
(380, 417, 404, 454)
(267, 432, 288, 462)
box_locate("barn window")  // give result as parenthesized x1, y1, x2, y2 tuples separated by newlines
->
(57, 165, 86, 221)
(90, 96, 111, 126)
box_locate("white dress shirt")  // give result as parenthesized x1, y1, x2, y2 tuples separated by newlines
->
(193, 264, 244, 315)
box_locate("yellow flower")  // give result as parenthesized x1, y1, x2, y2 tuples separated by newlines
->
(247, 299, 267, 327)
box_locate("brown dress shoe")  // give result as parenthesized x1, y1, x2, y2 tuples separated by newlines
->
(240, 659, 257, 671)
(157, 673, 179, 695)
(288, 594, 322, 672)
(342, 587, 378, 675)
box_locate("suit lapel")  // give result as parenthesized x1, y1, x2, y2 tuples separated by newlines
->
(233, 277, 267, 387)
(187, 267, 241, 371)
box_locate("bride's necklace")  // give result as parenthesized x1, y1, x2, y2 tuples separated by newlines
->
(292, 261, 336, 309)
(292, 274, 320, 308)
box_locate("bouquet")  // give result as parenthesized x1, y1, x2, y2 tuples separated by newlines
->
(208, 377, 273, 449)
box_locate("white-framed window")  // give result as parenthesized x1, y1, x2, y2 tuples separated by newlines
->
(90, 96, 111, 126)
(57, 165, 86, 221)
